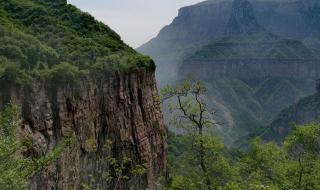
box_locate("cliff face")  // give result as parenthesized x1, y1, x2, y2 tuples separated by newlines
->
(0, 71, 167, 190)
(225, 0, 264, 35)
(140, 0, 320, 53)
(0, 1, 167, 188)
(138, 0, 320, 83)
(181, 59, 320, 80)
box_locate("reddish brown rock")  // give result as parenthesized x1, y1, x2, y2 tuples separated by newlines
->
(0, 70, 167, 190)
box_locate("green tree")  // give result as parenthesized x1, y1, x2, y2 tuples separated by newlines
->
(162, 79, 238, 190)
(162, 79, 320, 190)
(0, 105, 28, 189)
(82, 139, 147, 190)
(284, 124, 320, 190)
(238, 138, 288, 190)
(0, 104, 73, 189)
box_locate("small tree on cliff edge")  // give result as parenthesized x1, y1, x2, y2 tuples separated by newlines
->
(161, 78, 235, 190)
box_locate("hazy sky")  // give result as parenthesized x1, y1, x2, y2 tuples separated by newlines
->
(67, 0, 204, 48)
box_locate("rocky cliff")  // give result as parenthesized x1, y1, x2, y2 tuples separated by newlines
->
(0, 0, 167, 189)
(181, 59, 320, 80)
(0, 71, 167, 190)
(138, 0, 320, 82)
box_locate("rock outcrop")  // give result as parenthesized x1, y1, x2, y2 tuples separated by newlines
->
(225, 0, 264, 35)
(0, 71, 167, 190)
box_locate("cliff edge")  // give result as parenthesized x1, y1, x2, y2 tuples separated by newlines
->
(0, 0, 167, 189)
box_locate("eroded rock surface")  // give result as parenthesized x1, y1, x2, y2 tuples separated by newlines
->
(0, 71, 167, 190)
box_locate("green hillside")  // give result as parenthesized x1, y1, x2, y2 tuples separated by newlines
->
(0, 0, 154, 86)
(260, 94, 320, 142)
(201, 77, 313, 146)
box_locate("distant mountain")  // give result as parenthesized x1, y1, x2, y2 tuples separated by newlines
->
(138, 0, 320, 145)
(138, 0, 320, 82)
(260, 94, 320, 142)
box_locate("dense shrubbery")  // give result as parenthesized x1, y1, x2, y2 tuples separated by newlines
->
(0, 0, 153, 85)
(167, 118, 320, 190)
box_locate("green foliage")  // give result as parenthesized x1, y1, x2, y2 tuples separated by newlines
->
(0, 104, 73, 189)
(0, 63, 31, 87)
(91, 54, 154, 74)
(163, 79, 239, 190)
(238, 138, 288, 189)
(0, 0, 153, 85)
(284, 124, 320, 190)
(46, 62, 83, 84)
(0, 105, 26, 190)
(83, 139, 147, 190)
(167, 123, 320, 190)
(164, 80, 320, 190)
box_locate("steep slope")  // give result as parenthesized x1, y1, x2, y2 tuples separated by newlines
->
(260, 94, 320, 142)
(0, 0, 167, 189)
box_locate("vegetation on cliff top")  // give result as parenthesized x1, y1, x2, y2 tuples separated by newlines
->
(0, 0, 154, 85)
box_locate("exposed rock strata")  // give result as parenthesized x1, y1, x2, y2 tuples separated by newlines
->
(180, 59, 320, 80)
(0, 71, 167, 190)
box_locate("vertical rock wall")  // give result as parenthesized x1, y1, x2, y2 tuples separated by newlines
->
(0, 71, 167, 190)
